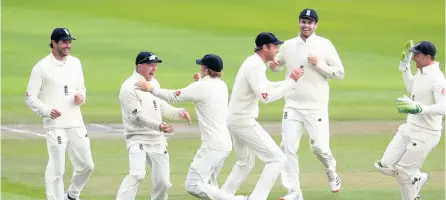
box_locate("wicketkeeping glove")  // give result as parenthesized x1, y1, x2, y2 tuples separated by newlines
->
(399, 40, 414, 72)
(396, 95, 423, 114)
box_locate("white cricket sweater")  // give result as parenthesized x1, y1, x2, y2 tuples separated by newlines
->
(401, 62, 446, 135)
(119, 72, 184, 148)
(25, 52, 86, 130)
(227, 53, 296, 126)
(152, 76, 232, 151)
(272, 33, 345, 110)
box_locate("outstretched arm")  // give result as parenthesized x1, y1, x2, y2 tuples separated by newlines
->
(247, 66, 295, 104)
(152, 82, 202, 103)
(159, 99, 188, 120)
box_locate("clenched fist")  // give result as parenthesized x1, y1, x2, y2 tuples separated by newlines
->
(193, 73, 201, 81)
(289, 68, 304, 81)
(269, 60, 281, 69)
(308, 56, 318, 66)
(179, 110, 191, 125)
(74, 94, 85, 105)
(159, 122, 174, 133)
(50, 109, 62, 119)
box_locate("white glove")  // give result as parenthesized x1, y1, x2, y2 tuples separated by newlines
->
(399, 40, 414, 72)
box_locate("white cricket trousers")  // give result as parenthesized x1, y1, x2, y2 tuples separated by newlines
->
(379, 123, 441, 200)
(45, 127, 95, 200)
(185, 146, 240, 200)
(116, 143, 171, 200)
(222, 122, 287, 200)
(280, 108, 336, 193)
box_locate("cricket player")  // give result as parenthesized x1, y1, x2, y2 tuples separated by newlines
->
(135, 54, 247, 200)
(221, 32, 304, 200)
(25, 28, 94, 200)
(116, 51, 191, 200)
(375, 40, 445, 200)
(269, 8, 345, 199)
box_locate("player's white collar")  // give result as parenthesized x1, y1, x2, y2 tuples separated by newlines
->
(297, 32, 316, 43)
(49, 52, 66, 66)
(419, 62, 439, 74)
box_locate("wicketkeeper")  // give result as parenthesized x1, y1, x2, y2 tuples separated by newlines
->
(375, 40, 445, 200)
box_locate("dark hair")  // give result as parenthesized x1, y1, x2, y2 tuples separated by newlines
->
(49, 39, 59, 48)
(207, 68, 222, 78)
(254, 44, 272, 52)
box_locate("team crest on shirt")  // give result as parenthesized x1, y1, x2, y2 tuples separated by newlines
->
(175, 90, 181, 96)
(25, 92, 29, 97)
(261, 93, 269, 100)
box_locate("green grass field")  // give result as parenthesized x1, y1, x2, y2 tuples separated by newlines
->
(2, 0, 445, 123)
(2, 134, 444, 200)
(1, 0, 445, 200)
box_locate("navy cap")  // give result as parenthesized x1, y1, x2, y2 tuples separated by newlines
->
(196, 54, 223, 72)
(135, 52, 162, 65)
(255, 32, 283, 47)
(299, 8, 318, 22)
(51, 28, 76, 41)
(409, 41, 436, 58)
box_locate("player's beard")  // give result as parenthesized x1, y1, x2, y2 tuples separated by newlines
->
(300, 27, 313, 38)
(57, 47, 70, 57)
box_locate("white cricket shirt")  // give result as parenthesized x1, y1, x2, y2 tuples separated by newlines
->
(119, 71, 185, 148)
(227, 53, 296, 126)
(273, 33, 345, 110)
(152, 76, 232, 151)
(401, 62, 446, 135)
(25, 52, 87, 130)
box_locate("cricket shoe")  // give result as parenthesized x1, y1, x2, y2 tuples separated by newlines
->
(64, 193, 80, 200)
(280, 192, 304, 200)
(415, 172, 429, 200)
(234, 195, 249, 200)
(326, 169, 341, 193)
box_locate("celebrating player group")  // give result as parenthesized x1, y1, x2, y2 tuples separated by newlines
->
(25, 7, 445, 200)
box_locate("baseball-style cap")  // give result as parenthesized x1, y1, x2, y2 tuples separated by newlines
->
(196, 54, 223, 72)
(51, 28, 76, 41)
(255, 32, 284, 47)
(409, 41, 436, 58)
(135, 51, 163, 65)
(299, 8, 318, 22)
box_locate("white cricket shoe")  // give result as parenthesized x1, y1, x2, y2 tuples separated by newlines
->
(64, 193, 80, 200)
(415, 172, 429, 199)
(234, 195, 249, 200)
(280, 192, 304, 200)
(326, 169, 341, 193)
